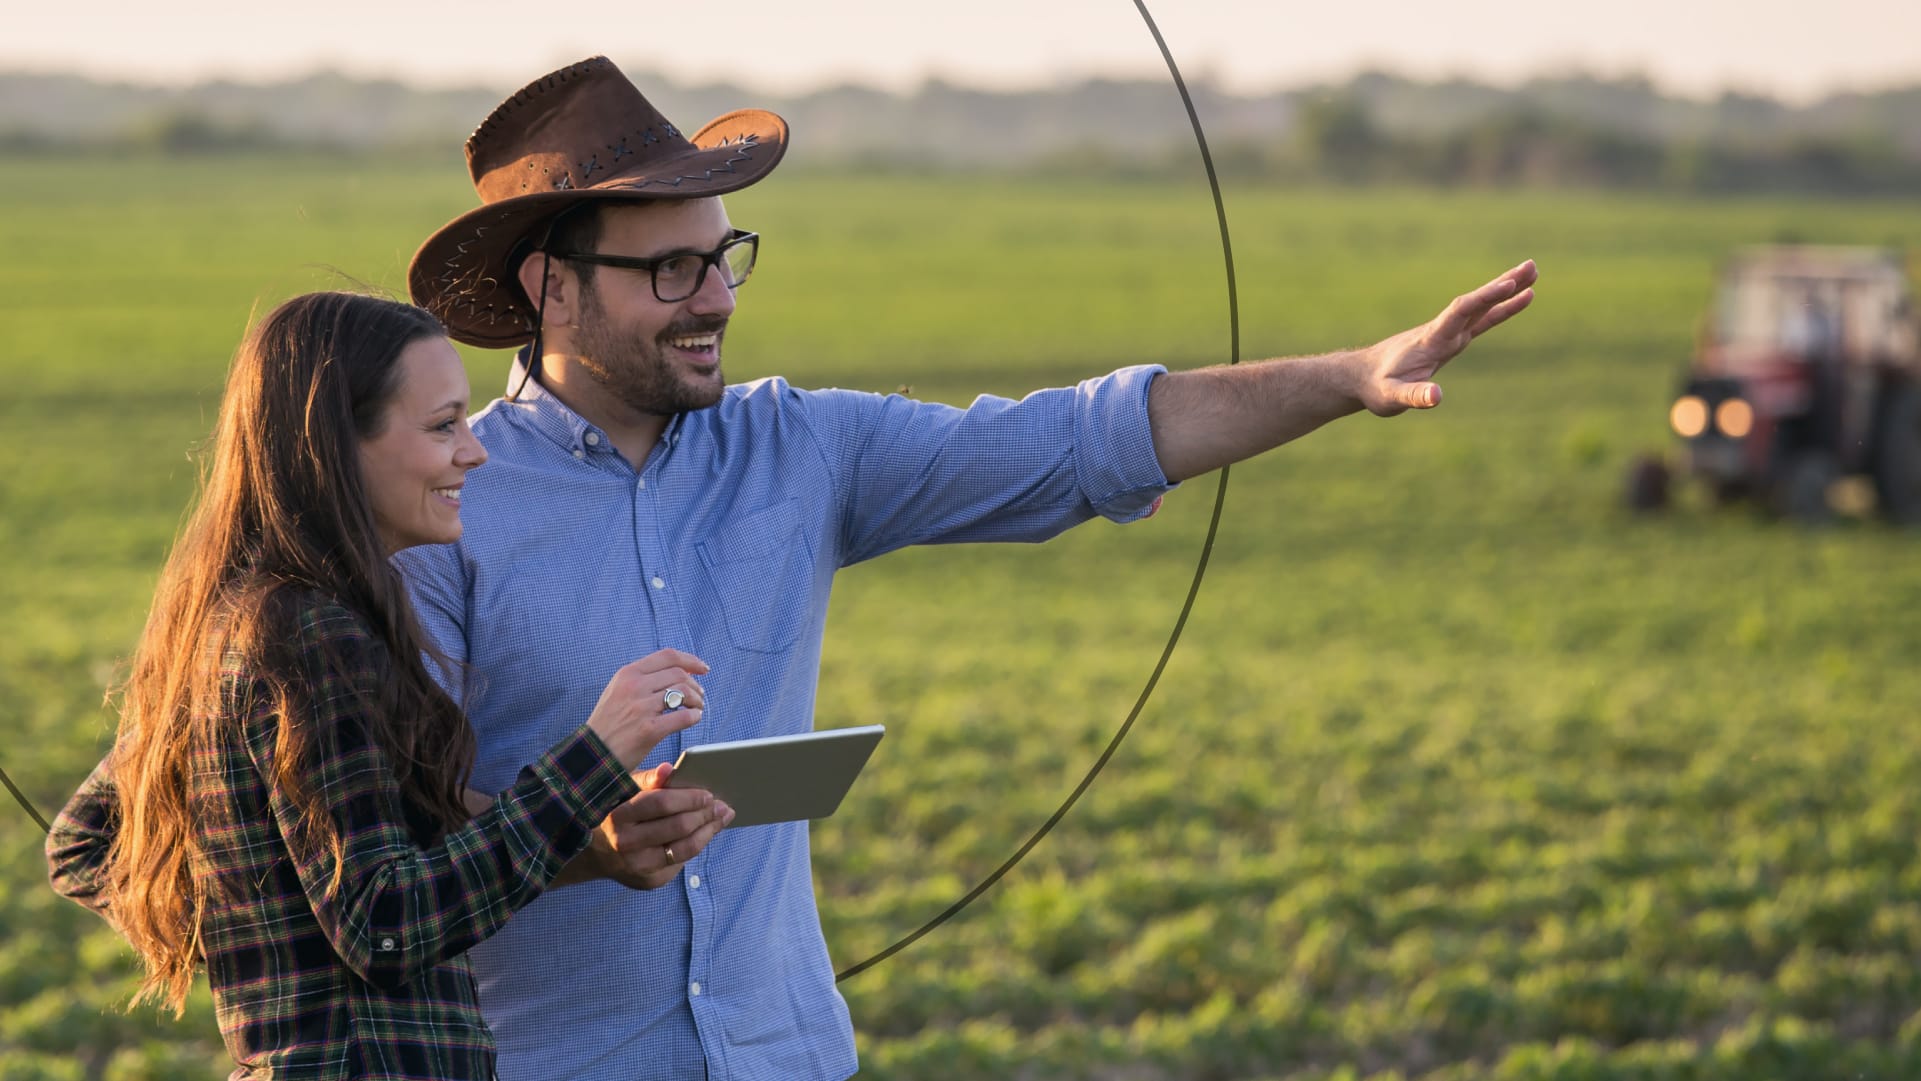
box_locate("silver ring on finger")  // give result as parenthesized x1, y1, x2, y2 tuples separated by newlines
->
(662, 688, 685, 711)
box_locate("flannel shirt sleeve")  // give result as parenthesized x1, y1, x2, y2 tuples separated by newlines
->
(46, 755, 119, 918)
(251, 601, 639, 990)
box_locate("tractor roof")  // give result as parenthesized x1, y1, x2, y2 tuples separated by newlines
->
(1723, 245, 1909, 290)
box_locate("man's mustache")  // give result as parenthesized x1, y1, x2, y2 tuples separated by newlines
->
(658, 317, 730, 340)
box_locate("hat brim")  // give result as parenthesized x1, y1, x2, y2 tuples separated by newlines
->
(409, 109, 788, 349)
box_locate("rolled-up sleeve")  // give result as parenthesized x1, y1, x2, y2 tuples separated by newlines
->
(801, 365, 1175, 565)
(1066, 364, 1174, 522)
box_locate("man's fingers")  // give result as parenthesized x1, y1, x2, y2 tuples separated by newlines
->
(608, 783, 712, 826)
(622, 804, 718, 847)
(637, 762, 673, 792)
(1445, 277, 1518, 331)
(1404, 382, 1442, 410)
(617, 802, 726, 852)
(1487, 258, 1539, 294)
(1469, 287, 1535, 338)
(662, 810, 729, 865)
(1439, 260, 1537, 337)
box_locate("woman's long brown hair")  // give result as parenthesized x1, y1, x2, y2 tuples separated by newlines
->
(105, 292, 476, 1013)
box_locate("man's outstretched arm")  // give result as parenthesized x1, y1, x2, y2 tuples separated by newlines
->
(1148, 260, 1538, 482)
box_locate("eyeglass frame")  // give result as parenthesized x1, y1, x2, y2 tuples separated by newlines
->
(547, 229, 760, 303)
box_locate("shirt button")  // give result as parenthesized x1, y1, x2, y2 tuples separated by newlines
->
(650, 576, 665, 590)
(688, 874, 701, 889)
(584, 431, 600, 446)
(572, 448, 585, 460)
(379, 937, 395, 950)
(636, 478, 646, 490)
(689, 982, 702, 997)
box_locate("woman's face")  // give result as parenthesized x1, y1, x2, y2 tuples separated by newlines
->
(359, 336, 487, 555)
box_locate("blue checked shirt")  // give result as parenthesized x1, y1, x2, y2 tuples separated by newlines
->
(395, 356, 1172, 1080)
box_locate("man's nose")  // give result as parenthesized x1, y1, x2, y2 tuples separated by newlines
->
(686, 261, 738, 317)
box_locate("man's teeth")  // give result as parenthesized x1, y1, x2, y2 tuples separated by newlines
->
(669, 333, 719, 351)
(433, 488, 462, 502)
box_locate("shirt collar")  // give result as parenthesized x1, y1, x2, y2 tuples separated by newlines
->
(500, 349, 689, 460)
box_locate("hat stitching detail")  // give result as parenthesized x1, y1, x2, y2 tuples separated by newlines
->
(532, 132, 761, 196)
(466, 57, 609, 149)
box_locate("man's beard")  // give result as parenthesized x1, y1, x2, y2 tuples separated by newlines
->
(571, 286, 728, 416)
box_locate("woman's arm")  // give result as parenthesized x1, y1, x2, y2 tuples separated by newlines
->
(46, 756, 118, 918)
(249, 601, 642, 991)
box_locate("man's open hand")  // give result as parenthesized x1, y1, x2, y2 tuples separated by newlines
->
(1357, 259, 1539, 416)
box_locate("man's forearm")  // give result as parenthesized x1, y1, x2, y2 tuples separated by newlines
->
(1145, 260, 1538, 482)
(1147, 350, 1366, 483)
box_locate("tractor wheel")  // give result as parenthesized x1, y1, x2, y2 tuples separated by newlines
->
(1623, 454, 1669, 512)
(1873, 383, 1921, 526)
(1769, 450, 1837, 525)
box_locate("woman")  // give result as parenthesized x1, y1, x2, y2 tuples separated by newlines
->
(47, 292, 714, 1079)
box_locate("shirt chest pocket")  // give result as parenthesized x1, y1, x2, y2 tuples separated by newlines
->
(695, 498, 815, 655)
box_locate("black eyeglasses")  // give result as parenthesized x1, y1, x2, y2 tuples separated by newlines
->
(551, 229, 759, 303)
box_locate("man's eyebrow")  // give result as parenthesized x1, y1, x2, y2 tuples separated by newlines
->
(632, 232, 734, 259)
(433, 399, 468, 414)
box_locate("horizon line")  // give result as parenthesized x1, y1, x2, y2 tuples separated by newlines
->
(3, 58, 1918, 107)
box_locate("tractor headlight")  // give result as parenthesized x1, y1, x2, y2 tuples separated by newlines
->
(1714, 398, 1754, 439)
(1670, 395, 1709, 438)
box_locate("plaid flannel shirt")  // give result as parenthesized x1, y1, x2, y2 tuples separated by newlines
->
(47, 594, 640, 1080)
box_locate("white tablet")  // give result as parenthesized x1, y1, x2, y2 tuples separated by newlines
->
(666, 724, 885, 828)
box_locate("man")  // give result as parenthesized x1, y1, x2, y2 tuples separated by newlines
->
(400, 57, 1536, 1080)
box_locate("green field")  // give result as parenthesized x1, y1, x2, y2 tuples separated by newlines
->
(3, 155, 1920, 1080)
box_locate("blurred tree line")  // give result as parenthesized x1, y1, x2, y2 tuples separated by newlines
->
(1220, 91, 1921, 195)
(2, 67, 1917, 195)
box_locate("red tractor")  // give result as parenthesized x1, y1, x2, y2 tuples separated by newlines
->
(1633, 246, 1921, 524)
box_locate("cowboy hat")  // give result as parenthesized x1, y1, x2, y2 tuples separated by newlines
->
(409, 56, 788, 348)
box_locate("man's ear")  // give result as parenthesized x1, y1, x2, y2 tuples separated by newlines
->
(516, 252, 576, 329)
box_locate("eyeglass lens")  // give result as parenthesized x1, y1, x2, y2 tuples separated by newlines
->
(655, 236, 757, 302)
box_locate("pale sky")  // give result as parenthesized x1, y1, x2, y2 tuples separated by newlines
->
(8, 0, 1919, 102)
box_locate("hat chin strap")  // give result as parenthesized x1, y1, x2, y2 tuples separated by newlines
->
(508, 251, 556, 403)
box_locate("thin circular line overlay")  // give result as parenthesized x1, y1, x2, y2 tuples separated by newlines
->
(834, 0, 1241, 982)
(0, 0, 1245, 988)
(1, 764, 49, 832)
